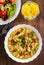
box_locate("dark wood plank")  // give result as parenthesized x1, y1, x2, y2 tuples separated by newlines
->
(0, 0, 44, 65)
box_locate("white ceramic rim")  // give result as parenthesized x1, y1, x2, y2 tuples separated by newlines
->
(0, 0, 21, 25)
(4, 24, 42, 63)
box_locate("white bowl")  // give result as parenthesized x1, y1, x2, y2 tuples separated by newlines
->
(0, 0, 21, 25)
(4, 24, 42, 63)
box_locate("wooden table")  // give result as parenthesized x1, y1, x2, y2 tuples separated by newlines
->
(0, 0, 44, 65)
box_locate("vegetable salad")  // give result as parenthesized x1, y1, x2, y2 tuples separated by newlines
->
(0, 0, 16, 21)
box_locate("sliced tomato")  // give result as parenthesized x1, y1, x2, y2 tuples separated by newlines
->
(25, 52, 29, 56)
(27, 33, 30, 36)
(33, 39, 36, 42)
(13, 49, 16, 52)
(0, 11, 2, 16)
(16, 31, 20, 35)
(22, 46, 24, 49)
(0, 0, 5, 4)
(19, 52, 22, 56)
(1, 11, 7, 16)
(10, 0, 16, 3)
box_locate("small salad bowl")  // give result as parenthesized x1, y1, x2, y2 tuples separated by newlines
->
(4, 24, 42, 63)
(0, 0, 21, 25)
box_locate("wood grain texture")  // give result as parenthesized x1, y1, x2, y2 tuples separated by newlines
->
(0, 0, 44, 65)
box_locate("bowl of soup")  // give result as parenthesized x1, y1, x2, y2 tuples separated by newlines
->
(4, 24, 42, 63)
